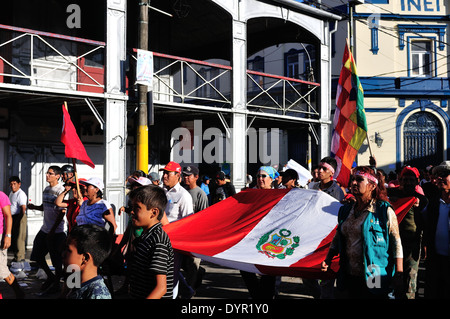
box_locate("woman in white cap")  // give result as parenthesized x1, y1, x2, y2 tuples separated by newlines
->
(76, 177, 117, 233)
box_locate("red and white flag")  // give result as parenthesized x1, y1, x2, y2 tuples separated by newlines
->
(164, 188, 342, 279)
(164, 188, 417, 279)
(61, 104, 95, 168)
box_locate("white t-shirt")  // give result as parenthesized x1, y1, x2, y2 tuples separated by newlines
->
(164, 183, 194, 223)
(9, 188, 27, 216)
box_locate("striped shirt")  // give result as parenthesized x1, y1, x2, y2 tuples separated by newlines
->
(129, 222, 174, 299)
(41, 184, 65, 234)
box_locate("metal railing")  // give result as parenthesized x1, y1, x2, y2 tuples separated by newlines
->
(151, 51, 232, 108)
(138, 51, 321, 119)
(0, 24, 105, 94)
(246, 70, 320, 117)
(0, 23, 321, 120)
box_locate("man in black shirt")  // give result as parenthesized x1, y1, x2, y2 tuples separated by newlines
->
(211, 171, 236, 204)
(387, 165, 428, 299)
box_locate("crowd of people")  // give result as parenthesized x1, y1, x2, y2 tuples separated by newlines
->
(0, 158, 448, 299)
(318, 158, 449, 299)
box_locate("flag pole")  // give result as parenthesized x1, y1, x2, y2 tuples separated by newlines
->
(71, 158, 82, 203)
(64, 101, 82, 200)
(366, 132, 373, 158)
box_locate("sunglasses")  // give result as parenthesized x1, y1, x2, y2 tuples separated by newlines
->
(353, 176, 366, 183)
(257, 174, 269, 178)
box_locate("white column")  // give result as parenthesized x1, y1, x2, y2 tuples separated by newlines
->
(105, 0, 127, 234)
(231, 19, 247, 192)
(319, 24, 332, 160)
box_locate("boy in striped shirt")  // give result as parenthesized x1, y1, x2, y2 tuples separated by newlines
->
(128, 185, 174, 299)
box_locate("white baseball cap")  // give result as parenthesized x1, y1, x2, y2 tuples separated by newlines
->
(128, 176, 152, 186)
(79, 177, 104, 192)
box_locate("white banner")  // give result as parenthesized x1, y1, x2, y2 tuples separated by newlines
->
(136, 49, 153, 87)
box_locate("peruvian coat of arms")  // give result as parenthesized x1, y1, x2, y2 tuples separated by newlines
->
(256, 228, 300, 259)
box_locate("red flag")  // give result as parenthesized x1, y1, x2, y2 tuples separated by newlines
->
(390, 196, 417, 223)
(61, 104, 95, 168)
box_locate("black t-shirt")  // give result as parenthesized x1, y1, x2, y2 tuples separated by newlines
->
(129, 223, 174, 299)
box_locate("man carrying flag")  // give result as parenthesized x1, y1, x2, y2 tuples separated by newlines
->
(331, 39, 368, 188)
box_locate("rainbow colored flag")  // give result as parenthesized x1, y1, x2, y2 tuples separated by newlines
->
(331, 40, 367, 188)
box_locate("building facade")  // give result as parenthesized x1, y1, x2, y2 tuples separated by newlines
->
(0, 0, 339, 244)
(326, 0, 449, 174)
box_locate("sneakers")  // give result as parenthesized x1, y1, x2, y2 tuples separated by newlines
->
(15, 271, 27, 279)
(9, 261, 31, 280)
(35, 268, 48, 280)
(10, 261, 32, 273)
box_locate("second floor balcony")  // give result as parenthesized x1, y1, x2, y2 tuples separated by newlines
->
(0, 23, 321, 121)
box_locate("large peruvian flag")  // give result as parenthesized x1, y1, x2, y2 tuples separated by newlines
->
(164, 188, 416, 279)
(165, 188, 341, 279)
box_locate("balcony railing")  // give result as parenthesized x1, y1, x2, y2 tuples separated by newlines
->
(0, 23, 321, 120)
(0, 24, 105, 95)
(246, 70, 320, 117)
(132, 51, 320, 119)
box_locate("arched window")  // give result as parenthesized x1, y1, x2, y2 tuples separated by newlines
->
(403, 111, 442, 167)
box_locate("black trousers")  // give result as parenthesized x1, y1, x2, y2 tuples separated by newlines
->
(240, 271, 276, 299)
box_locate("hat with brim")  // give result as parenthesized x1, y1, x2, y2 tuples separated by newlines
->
(400, 166, 420, 179)
(215, 171, 226, 180)
(128, 176, 152, 186)
(159, 161, 182, 173)
(182, 165, 199, 176)
(79, 177, 104, 192)
(432, 161, 450, 176)
(148, 172, 160, 182)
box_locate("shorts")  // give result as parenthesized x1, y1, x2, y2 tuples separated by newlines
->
(30, 230, 66, 264)
(0, 234, 11, 279)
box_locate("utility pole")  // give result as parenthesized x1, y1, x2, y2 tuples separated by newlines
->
(137, 0, 149, 173)
(348, 1, 364, 54)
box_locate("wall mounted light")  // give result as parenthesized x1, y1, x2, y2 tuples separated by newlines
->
(375, 132, 383, 148)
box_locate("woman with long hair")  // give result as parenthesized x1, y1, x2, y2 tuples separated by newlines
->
(321, 166, 403, 298)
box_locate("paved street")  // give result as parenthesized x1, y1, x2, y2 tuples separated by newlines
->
(0, 251, 425, 300)
(192, 262, 312, 299)
(0, 257, 313, 299)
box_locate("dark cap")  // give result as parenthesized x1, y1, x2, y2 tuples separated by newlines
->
(216, 171, 226, 180)
(182, 166, 199, 176)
